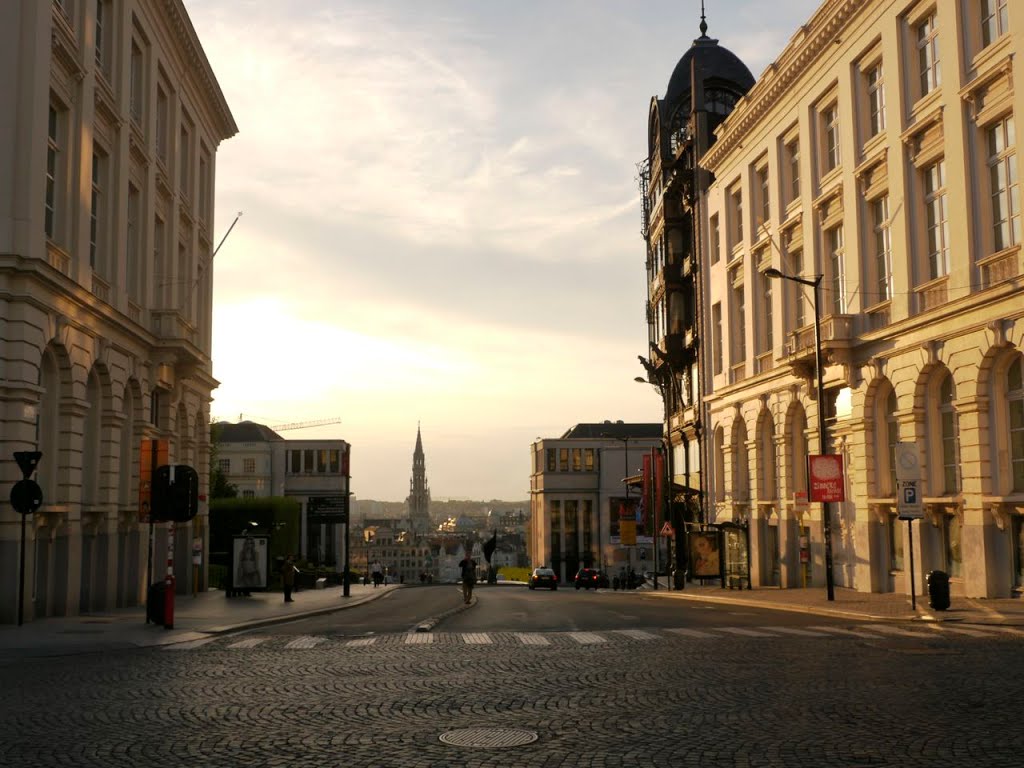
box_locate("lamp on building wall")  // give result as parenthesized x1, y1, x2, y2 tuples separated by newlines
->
(763, 267, 835, 601)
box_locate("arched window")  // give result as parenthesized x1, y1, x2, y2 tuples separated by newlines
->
(1010, 355, 1024, 493)
(713, 426, 725, 502)
(937, 372, 960, 494)
(876, 386, 899, 497)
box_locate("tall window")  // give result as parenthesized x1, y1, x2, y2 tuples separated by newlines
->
(243, 458, 255, 474)
(823, 104, 841, 172)
(153, 216, 166, 308)
(789, 249, 806, 329)
(888, 515, 904, 570)
(729, 186, 743, 248)
(938, 373, 960, 494)
(89, 146, 106, 269)
(156, 85, 169, 163)
(179, 121, 191, 196)
(886, 388, 899, 495)
(559, 448, 568, 472)
(757, 165, 770, 228)
(127, 185, 141, 300)
(45, 104, 60, 239)
(94, 0, 108, 74)
(130, 40, 144, 125)
(709, 214, 720, 265)
(917, 12, 941, 97)
(759, 270, 774, 353)
(546, 448, 556, 472)
(712, 302, 723, 374)
(786, 138, 801, 205)
(827, 226, 845, 315)
(982, 0, 1009, 48)
(924, 160, 951, 278)
(866, 63, 886, 137)
(1009, 355, 1024, 492)
(732, 280, 746, 364)
(871, 196, 892, 303)
(988, 116, 1019, 252)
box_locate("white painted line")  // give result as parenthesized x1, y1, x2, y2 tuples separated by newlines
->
(858, 624, 934, 638)
(461, 633, 493, 645)
(515, 633, 551, 646)
(567, 632, 606, 645)
(284, 636, 325, 649)
(163, 637, 218, 650)
(929, 625, 997, 638)
(760, 626, 828, 637)
(807, 625, 884, 639)
(665, 627, 718, 638)
(715, 627, 778, 637)
(405, 633, 433, 644)
(226, 637, 267, 649)
(980, 625, 1024, 636)
(346, 637, 377, 646)
(612, 629, 659, 641)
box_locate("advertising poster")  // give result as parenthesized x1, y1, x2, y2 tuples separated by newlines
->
(232, 535, 269, 589)
(610, 497, 653, 545)
(689, 530, 721, 578)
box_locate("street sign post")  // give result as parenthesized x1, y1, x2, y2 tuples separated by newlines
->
(11, 451, 43, 626)
(897, 477, 923, 610)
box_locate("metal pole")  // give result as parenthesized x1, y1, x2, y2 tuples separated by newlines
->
(812, 276, 835, 601)
(17, 513, 26, 626)
(908, 520, 916, 610)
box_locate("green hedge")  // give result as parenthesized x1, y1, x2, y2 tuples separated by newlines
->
(209, 497, 301, 578)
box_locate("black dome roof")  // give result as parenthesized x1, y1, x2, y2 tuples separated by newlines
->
(664, 34, 755, 110)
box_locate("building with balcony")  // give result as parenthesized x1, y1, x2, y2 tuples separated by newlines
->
(696, 0, 1024, 597)
(530, 422, 663, 583)
(0, 1, 237, 622)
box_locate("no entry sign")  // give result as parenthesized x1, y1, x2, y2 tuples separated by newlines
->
(808, 454, 845, 503)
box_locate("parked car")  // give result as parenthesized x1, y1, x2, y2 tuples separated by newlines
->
(574, 568, 609, 590)
(528, 567, 558, 590)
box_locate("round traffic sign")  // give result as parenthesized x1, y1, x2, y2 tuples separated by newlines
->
(10, 479, 42, 515)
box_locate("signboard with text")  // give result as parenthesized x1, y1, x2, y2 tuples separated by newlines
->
(808, 454, 845, 503)
(307, 495, 349, 525)
(897, 480, 923, 520)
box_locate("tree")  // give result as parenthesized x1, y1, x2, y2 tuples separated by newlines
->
(209, 422, 238, 499)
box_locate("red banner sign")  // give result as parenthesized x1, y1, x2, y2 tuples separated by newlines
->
(808, 454, 845, 503)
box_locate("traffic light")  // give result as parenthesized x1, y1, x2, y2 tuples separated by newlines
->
(151, 464, 199, 522)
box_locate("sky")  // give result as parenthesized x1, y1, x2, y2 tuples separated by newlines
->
(188, 0, 823, 502)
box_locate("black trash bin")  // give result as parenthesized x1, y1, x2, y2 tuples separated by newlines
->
(927, 570, 950, 611)
(147, 581, 166, 624)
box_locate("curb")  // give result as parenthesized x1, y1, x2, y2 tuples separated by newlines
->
(414, 589, 477, 632)
(641, 589, 911, 622)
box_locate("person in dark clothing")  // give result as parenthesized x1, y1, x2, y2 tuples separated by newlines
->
(458, 550, 478, 604)
(281, 555, 297, 602)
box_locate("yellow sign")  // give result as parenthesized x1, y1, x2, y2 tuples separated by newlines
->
(620, 520, 637, 546)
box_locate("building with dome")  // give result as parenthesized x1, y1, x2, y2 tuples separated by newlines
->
(636, 8, 756, 579)
(645, 0, 1024, 599)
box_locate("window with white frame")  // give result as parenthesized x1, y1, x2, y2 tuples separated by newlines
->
(822, 103, 841, 173)
(712, 302, 723, 375)
(866, 62, 886, 138)
(987, 115, 1019, 253)
(785, 137, 800, 205)
(731, 274, 746, 364)
(826, 225, 845, 315)
(709, 213, 720, 265)
(243, 458, 256, 474)
(787, 248, 807, 330)
(924, 159, 951, 278)
(917, 11, 941, 97)
(937, 371, 961, 495)
(728, 185, 743, 249)
(758, 267, 773, 354)
(870, 196, 892, 304)
(756, 164, 770, 229)
(1008, 354, 1024, 492)
(45, 102, 62, 240)
(982, 0, 1009, 48)
(218, 458, 230, 473)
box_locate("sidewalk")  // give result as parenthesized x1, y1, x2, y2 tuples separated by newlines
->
(0, 582, 400, 657)
(641, 582, 1024, 625)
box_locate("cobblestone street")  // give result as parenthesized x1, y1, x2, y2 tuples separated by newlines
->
(2, 624, 1021, 767)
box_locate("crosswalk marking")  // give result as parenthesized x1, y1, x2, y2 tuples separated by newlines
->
(164, 637, 218, 650)
(227, 638, 267, 649)
(568, 632, 606, 645)
(515, 633, 551, 646)
(808, 625, 884, 639)
(761, 626, 827, 637)
(285, 636, 325, 649)
(858, 624, 935, 638)
(461, 633, 492, 645)
(926, 625, 993, 638)
(716, 627, 777, 637)
(405, 633, 432, 644)
(665, 627, 718, 638)
(973, 625, 1024, 636)
(346, 637, 377, 646)
(612, 629, 658, 641)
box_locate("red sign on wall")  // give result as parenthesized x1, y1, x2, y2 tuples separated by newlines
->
(808, 454, 845, 503)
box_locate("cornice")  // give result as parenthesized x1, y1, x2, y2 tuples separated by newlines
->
(703, 0, 867, 170)
(159, 0, 238, 142)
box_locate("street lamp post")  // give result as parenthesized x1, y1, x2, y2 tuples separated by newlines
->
(763, 267, 835, 601)
(635, 374, 667, 591)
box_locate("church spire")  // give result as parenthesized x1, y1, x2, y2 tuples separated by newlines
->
(407, 422, 431, 534)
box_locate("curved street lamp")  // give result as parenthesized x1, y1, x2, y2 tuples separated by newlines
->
(763, 267, 835, 601)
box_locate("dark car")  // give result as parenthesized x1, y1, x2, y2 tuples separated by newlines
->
(528, 567, 558, 590)
(574, 568, 609, 590)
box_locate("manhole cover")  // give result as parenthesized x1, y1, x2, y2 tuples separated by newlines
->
(439, 728, 538, 749)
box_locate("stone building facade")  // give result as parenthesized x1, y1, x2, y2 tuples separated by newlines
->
(0, 0, 236, 622)
(698, 0, 1023, 597)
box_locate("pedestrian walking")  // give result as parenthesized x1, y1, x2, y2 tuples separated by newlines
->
(371, 560, 383, 588)
(282, 555, 297, 602)
(458, 549, 478, 604)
